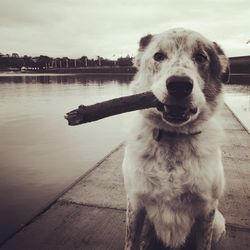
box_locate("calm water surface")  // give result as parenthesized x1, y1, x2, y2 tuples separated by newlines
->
(0, 74, 132, 243)
(224, 84, 250, 133)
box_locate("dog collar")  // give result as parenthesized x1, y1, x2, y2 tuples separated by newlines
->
(153, 128, 202, 141)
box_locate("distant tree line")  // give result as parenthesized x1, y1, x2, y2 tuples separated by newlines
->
(1, 52, 249, 75)
(0, 52, 134, 71)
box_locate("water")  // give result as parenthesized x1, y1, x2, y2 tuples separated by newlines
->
(224, 84, 250, 133)
(0, 74, 133, 244)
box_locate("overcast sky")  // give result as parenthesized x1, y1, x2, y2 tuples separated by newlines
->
(0, 0, 249, 59)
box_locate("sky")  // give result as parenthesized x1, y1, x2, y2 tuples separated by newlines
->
(0, 0, 249, 59)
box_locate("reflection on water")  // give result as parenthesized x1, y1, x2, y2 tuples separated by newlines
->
(0, 73, 134, 85)
(225, 94, 250, 133)
(0, 74, 132, 243)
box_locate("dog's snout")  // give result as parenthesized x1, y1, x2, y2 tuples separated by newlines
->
(166, 76, 193, 99)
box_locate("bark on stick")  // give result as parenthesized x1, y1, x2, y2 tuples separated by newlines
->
(64, 91, 160, 126)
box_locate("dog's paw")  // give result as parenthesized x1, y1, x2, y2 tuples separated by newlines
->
(212, 210, 226, 244)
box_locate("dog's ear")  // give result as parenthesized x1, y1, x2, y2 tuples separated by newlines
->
(213, 42, 230, 83)
(139, 34, 153, 51)
(134, 34, 153, 68)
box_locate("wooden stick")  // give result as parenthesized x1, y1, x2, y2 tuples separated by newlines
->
(64, 91, 161, 126)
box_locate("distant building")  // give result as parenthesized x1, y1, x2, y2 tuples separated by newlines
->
(229, 56, 250, 74)
(21, 66, 28, 72)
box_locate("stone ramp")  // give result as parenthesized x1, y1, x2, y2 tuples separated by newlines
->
(1, 105, 250, 250)
(1, 203, 125, 250)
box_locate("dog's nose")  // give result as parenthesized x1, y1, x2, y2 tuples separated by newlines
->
(166, 76, 193, 99)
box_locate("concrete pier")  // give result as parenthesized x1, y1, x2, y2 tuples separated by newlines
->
(1, 105, 249, 250)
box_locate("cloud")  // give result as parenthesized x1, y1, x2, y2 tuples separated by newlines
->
(0, 0, 249, 58)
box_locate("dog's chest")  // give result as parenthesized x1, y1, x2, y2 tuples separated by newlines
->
(134, 136, 210, 205)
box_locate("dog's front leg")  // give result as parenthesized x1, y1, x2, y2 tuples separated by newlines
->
(196, 209, 215, 250)
(125, 197, 146, 250)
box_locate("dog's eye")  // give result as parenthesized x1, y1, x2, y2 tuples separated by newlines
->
(153, 52, 166, 62)
(193, 53, 207, 64)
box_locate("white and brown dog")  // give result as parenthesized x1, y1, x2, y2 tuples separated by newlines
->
(122, 28, 229, 250)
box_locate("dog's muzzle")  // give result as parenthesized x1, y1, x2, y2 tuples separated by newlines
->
(166, 76, 193, 99)
(160, 104, 198, 124)
(157, 76, 198, 125)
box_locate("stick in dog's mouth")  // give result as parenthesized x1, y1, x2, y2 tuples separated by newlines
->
(64, 91, 199, 126)
(64, 91, 161, 126)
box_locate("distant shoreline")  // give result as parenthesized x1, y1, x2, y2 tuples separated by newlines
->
(0, 66, 137, 74)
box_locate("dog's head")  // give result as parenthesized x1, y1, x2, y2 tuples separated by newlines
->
(133, 28, 229, 129)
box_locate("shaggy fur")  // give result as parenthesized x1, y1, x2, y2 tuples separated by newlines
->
(123, 28, 229, 250)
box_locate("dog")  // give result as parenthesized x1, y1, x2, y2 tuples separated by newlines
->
(122, 28, 229, 250)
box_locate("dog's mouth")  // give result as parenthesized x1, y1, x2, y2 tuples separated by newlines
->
(158, 104, 198, 125)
